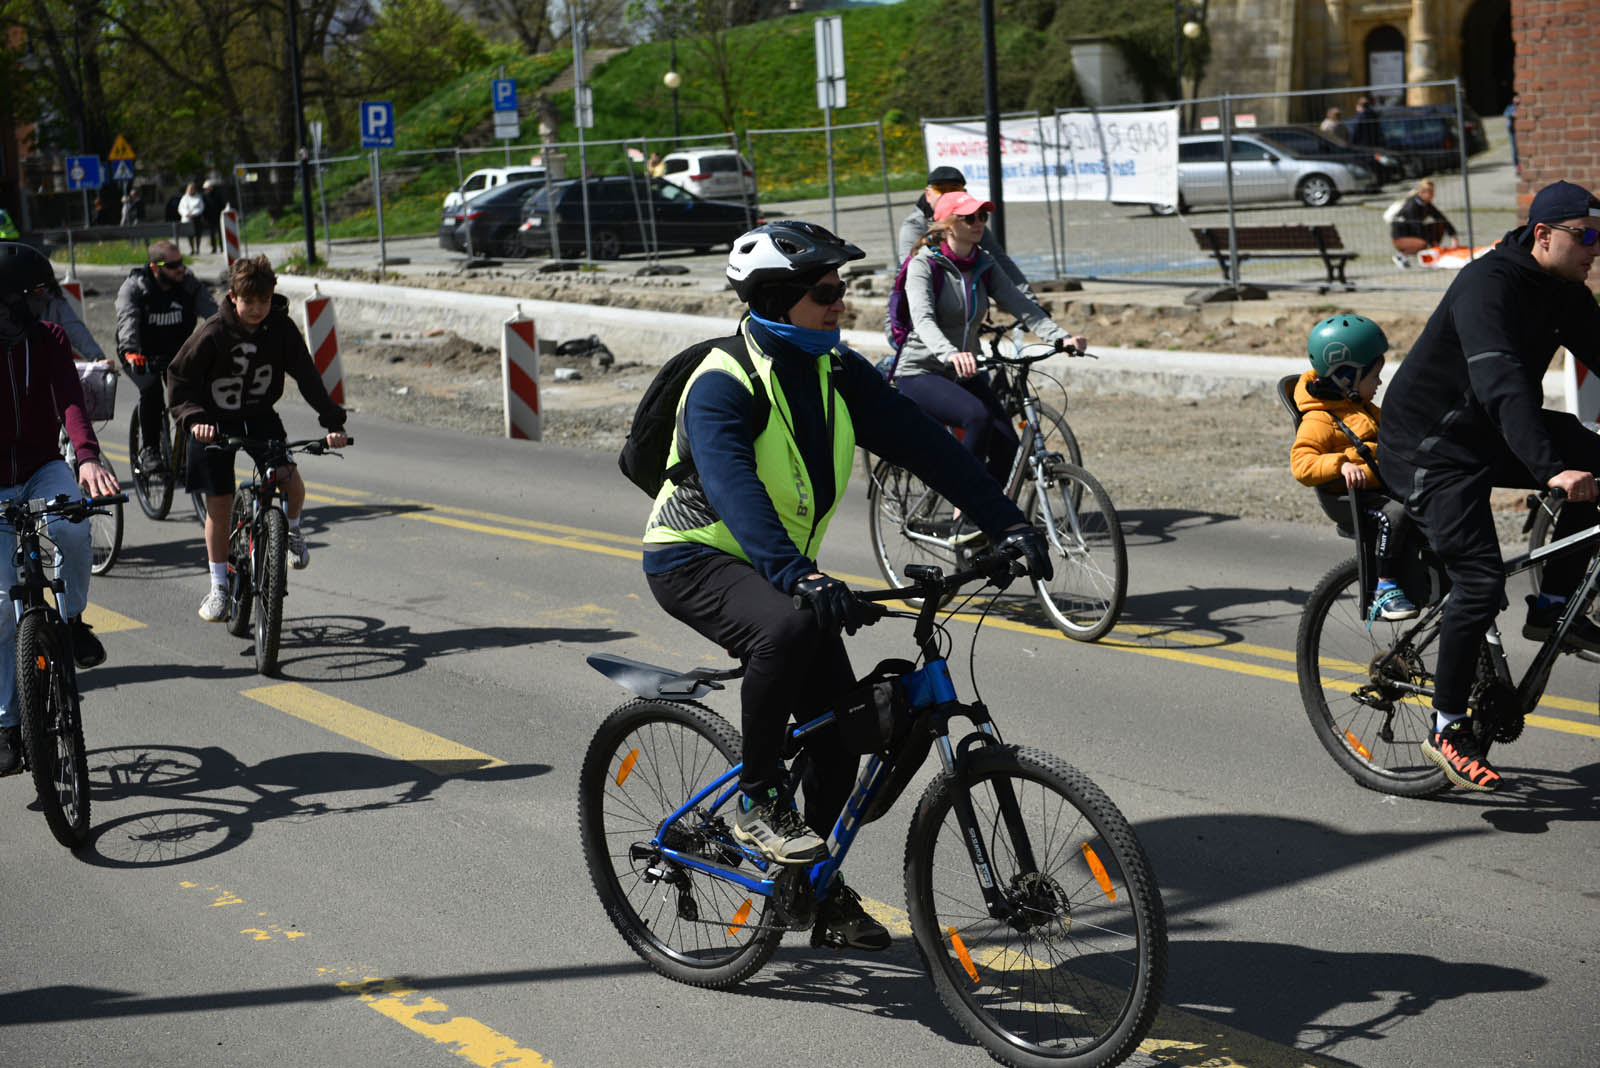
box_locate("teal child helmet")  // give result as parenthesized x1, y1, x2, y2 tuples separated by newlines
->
(1307, 313, 1389, 384)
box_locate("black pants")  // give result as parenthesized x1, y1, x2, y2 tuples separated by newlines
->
(647, 552, 859, 836)
(896, 372, 1018, 484)
(1407, 411, 1600, 715)
(127, 359, 170, 457)
(1367, 496, 1411, 576)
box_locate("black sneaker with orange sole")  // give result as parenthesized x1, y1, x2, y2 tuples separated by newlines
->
(1421, 719, 1502, 792)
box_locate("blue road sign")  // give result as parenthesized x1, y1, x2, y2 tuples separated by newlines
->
(360, 101, 396, 148)
(492, 79, 518, 112)
(65, 155, 103, 191)
(111, 159, 135, 182)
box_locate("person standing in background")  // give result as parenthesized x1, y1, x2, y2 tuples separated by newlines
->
(1505, 93, 1520, 176)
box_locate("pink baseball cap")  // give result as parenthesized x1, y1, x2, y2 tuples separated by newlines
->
(932, 190, 996, 221)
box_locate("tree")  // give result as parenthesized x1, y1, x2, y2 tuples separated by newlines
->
(625, 0, 771, 134)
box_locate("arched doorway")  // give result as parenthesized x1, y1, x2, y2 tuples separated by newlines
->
(1462, 0, 1514, 116)
(1365, 25, 1406, 106)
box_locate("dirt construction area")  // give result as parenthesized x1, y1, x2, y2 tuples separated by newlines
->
(329, 271, 1536, 541)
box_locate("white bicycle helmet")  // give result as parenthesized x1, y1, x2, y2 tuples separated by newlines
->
(726, 220, 864, 303)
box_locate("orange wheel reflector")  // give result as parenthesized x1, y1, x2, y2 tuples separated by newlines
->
(947, 926, 980, 983)
(35, 655, 47, 671)
(1082, 843, 1117, 901)
(1343, 731, 1373, 760)
(728, 899, 753, 936)
(615, 749, 639, 787)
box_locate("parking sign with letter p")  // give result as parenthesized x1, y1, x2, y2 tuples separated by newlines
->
(360, 101, 395, 148)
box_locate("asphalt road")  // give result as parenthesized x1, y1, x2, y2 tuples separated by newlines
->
(3, 289, 1594, 1068)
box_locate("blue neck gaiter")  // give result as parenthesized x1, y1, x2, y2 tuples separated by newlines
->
(747, 311, 839, 358)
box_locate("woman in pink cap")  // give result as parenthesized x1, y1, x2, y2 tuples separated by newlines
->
(894, 189, 1086, 485)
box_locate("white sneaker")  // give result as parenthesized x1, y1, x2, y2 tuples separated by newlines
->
(198, 583, 230, 622)
(287, 528, 309, 570)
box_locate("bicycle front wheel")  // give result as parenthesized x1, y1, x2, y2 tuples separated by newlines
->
(1297, 557, 1449, 796)
(867, 458, 961, 605)
(226, 490, 255, 638)
(905, 745, 1166, 1068)
(577, 698, 782, 989)
(128, 410, 173, 520)
(16, 612, 91, 848)
(1524, 499, 1600, 663)
(89, 459, 123, 575)
(1024, 461, 1127, 642)
(253, 509, 288, 676)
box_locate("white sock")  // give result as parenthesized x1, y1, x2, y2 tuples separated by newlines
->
(289, 516, 302, 532)
(208, 562, 227, 587)
(1435, 710, 1467, 733)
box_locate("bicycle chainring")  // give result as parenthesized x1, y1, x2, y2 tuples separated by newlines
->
(770, 866, 816, 931)
(1469, 677, 1525, 745)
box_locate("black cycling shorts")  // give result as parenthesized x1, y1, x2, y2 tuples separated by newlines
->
(184, 411, 289, 496)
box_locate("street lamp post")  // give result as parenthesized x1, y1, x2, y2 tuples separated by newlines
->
(664, 39, 681, 143)
(1173, 1, 1207, 130)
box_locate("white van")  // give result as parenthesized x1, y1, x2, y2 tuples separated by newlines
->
(657, 150, 757, 201)
(442, 167, 547, 214)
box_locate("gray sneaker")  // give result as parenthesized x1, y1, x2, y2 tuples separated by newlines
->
(198, 583, 230, 622)
(287, 528, 309, 570)
(732, 790, 826, 864)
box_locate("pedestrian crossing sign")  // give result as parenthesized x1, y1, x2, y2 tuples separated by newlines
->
(111, 159, 135, 181)
(109, 134, 136, 161)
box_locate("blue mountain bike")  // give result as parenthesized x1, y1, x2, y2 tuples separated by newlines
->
(578, 550, 1166, 1068)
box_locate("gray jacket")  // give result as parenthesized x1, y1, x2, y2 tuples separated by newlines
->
(895, 198, 1034, 300)
(895, 244, 1067, 381)
(114, 266, 218, 361)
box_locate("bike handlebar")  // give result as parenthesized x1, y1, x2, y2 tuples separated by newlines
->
(211, 435, 354, 455)
(0, 491, 128, 525)
(974, 319, 1092, 360)
(790, 549, 1028, 624)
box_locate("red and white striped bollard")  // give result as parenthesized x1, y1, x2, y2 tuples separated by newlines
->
(303, 285, 345, 404)
(222, 205, 242, 265)
(502, 306, 541, 440)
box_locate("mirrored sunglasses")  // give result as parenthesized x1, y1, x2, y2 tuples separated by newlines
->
(1547, 222, 1600, 246)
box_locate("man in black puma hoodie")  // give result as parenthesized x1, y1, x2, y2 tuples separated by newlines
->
(1379, 180, 1600, 792)
(166, 254, 347, 623)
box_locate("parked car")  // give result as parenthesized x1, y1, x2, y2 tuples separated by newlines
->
(437, 178, 548, 258)
(518, 176, 759, 259)
(1371, 105, 1489, 173)
(1253, 124, 1420, 185)
(1151, 133, 1377, 214)
(657, 149, 757, 201)
(441, 166, 547, 214)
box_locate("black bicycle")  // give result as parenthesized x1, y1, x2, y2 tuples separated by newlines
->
(125, 374, 205, 523)
(217, 436, 350, 676)
(1297, 488, 1600, 796)
(3, 490, 126, 847)
(580, 550, 1166, 1067)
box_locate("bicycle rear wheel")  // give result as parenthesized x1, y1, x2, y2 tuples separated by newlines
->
(253, 509, 288, 675)
(128, 410, 173, 520)
(904, 745, 1166, 1068)
(578, 698, 782, 989)
(1024, 461, 1127, 642)
(16, 612, 91, 848)
(89, 458, 123, 575)
(1297, 557, 1449, 796)
(867, 458, 962, 605)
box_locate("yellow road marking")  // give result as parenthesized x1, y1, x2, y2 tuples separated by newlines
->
(82, 603, 145, 633)
(337, 977, 554, 1067)
(241, 682, 504, 775)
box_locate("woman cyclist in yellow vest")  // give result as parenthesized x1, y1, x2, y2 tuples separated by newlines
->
(642, 220, 1053, 951)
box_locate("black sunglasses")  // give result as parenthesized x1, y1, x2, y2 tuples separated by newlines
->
(805, 280, 847, 305)
(1546, 222, 1600, 247)
(957, 211, 990, 224)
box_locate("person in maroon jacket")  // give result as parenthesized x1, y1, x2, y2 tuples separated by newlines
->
(165, 255, 347, 623)
(0, 243, 121, 774)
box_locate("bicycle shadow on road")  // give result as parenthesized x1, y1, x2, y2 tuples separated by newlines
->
(77, 741, 550, 869)
(1423, 759, 1600, 833)
(1114, 507, 1238, 548)
(259, 613, 633, 682)
(1110, 582, 1306, 649)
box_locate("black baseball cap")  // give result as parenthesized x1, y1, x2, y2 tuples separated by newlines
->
(925, 166, 966, 187)
(1526, 180, 1600, 229)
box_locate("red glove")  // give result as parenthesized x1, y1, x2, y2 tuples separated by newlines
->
(126, 352, 148, 370)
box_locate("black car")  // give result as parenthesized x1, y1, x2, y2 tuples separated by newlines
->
(437, 177, 552, 258)
(517, 176, 760, 260)
(1253, 124, 1420, 186)
(1371, 105, 1489, 173)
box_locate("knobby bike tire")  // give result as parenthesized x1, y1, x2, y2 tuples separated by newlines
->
(1524, 500, 1600, 664)
(128, 410, 173, 520)
(577, 698, 782, 989)
(89, 458, 123, 575)
(254, 509, 288, 676)
(226, 489, 256, 638)
(904, 745, 1166, 1068)
(1296, 557, 1449, 796)
(1023, 460, 1127, 642)
(16, 611, 92, 847)
(866, 457, 960, 609)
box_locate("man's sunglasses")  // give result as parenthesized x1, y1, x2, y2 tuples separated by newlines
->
(155, 259, 185, 269)
(1545, 222, 1600, 246)
(805, 281, 847, 305)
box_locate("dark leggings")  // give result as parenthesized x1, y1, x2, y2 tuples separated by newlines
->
(128, 360, 169, 454)
(896, 371, 1018, 484)
(1367, 496, 1411, 576)
(647, 552, 859, 836)
(1409, 411, 1600, 715)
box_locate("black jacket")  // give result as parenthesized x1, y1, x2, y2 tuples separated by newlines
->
(1379, 228, 1600, 499)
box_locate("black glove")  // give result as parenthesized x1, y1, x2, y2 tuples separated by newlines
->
(1053, 337, 1079, 355)
(998, 526, 1054, 582)
(793, 574, 864, 636)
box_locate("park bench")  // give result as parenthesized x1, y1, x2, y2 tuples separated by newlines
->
(1191, 224, 1358, 293)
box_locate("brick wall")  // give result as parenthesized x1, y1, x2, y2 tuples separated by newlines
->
(1510, 0, 1599, 217)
